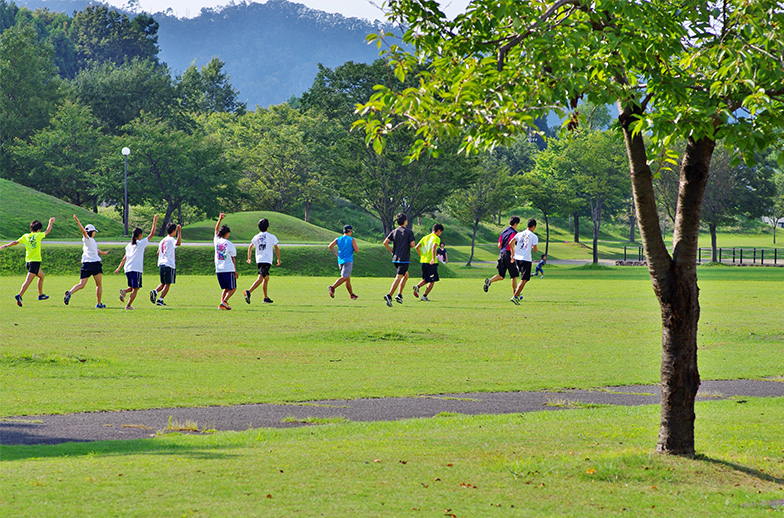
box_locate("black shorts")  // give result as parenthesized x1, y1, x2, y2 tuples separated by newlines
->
(125, 271, 143, 289)
(517, 260, 533, 281)
(159, 265, 176, 285)
(394, 263, 410, 276)
(257, 262, 272, 277)
(80, 261, 103, 279)
(421, 263, 439, 283)
(217, 272, 237, 290)
(26, 262, 41, 275)
(496, 251, 518, 279)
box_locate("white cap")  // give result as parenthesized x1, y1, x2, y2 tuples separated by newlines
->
(85, 224, 98, 233)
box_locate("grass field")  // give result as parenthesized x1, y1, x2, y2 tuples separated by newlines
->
(1, 266, 783, 516)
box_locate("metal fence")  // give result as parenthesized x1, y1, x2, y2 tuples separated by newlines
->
(621, 246, 783, 266)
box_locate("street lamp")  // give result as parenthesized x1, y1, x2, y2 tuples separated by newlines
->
(122, 147, 131, 236)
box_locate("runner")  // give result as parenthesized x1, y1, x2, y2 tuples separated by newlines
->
(328, 224, 359, 300)
(412, 223, 444, 301)
(114, 215, 158, 310)
(382, 213, 415, 307)
(1, 217, 56, 306)
(511, 219, 538, 304)
(150, 222, 182, 306)
(64, 215, 110, 308)
(243, 218, 280, 305)
(483, 216, 520, 297)
(214, 213, 238, 310)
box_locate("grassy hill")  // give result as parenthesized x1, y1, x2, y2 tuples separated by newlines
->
(182, 211, 342, 243)
(0, 179, 124, 240)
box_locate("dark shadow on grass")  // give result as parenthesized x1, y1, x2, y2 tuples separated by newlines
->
(696, 455, 784, 484)
(0, 433, 238, 462)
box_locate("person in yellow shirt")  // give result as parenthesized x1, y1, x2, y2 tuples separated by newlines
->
(0, 217, 55, 306)
(412, 223, 444, 302)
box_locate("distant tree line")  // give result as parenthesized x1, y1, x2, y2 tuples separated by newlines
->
(1, 1, 782, 251)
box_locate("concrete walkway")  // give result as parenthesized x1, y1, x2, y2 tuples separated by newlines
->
(2, 379, 782, 446)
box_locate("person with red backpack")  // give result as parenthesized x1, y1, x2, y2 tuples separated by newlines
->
(483, 216, 520, 298)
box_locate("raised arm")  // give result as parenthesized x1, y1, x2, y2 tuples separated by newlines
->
(44, 217, 55, 236)
(73, 214, 88, 239)
(214, 213, 225, 236)
(147, 214, 159, 240)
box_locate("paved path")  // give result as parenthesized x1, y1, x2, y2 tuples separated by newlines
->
(2, 379, 782, 446)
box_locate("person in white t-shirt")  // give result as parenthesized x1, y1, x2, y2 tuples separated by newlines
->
(150, 222, 182, 306)
(214, 213, 239, 310)
(64, 214, 111, 308)
(243, 217, 281, 305)
(114, 215, 158, 310)
(510, 218, 539, 304)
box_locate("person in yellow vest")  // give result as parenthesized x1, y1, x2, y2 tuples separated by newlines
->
(412, 223, 444, 302)
(0, 217, 55, 306)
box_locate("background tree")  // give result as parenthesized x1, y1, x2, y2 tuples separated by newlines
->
(443, 161, 515, 266)
(768, 171, 784, 245)
(359, 0, 784, 456)
(9, 100, 107, 211)
(0, 24, 62, 174)
(701, 147, 775, 261)
(176, 57, 247, 115)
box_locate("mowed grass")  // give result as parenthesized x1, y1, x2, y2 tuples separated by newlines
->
(1, 266, 782, 417)
(1, 398, 782, 517)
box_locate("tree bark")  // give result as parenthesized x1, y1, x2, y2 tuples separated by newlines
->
(709, 223, 718, 263)
(466, 218, 478, 266)
(573, 212, 580, 243)
(544, 213, 550, 256)
(590, 200, 602, 265)
(304, 201, 311, 223)
(629, 202, 636, 243)
(619, 102, 713, 457)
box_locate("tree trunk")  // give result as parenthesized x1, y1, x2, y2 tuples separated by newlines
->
(159, 202, 176, 237)
(591, 200, 601, 265)
(304, 201, 311, 223)
(466, 218, 478, 266)
(573, 212, 580, 243)
(568, 213, 573, 233)
(709, 223, 718, 263)
(629, 202, 636, 243)
(544, 213, 550, 256)
(619, 101, 713, 457)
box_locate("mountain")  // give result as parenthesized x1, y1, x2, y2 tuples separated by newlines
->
(15, 0, 396, 107)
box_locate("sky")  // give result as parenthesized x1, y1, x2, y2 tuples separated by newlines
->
(103, 0, 471, 21)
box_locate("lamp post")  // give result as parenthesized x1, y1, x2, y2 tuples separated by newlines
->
(122, 147, 131, 236)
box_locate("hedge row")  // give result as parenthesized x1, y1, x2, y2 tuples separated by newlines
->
(0, 243, 455, 278)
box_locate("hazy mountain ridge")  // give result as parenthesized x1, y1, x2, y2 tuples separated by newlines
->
(15, 0, 395, 107)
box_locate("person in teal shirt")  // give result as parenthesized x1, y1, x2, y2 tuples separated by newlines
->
(412, 223, 444, 302)
(328, 225, 359, 300)
(0, 217, 55, 306)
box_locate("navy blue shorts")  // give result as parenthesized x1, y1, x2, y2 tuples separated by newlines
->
(217, 272, 237, 290)
(125, 271, 143, 289)
(80, 261, 103, 279)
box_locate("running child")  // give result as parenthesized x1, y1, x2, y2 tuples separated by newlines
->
(535, 254, 547, 278)
(214, 213, 238, 310)
(511, 218, 538, 304)
(64, 214, 110, 308)
(328, 224, 359, 300)
(1, 217, 55, 306)
(243, 217, 280, 305)
(382, 213, 415, 307)
(150, 222, 182, 306)
(412, 223, 444, 301)
(483, 216, 520, 297)
(114, 214, 158, 310)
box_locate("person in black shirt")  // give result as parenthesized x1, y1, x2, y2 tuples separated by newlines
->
(382, 213, 416, 306)
(436, 243, 448, 264)
(483, 216, 520, 296)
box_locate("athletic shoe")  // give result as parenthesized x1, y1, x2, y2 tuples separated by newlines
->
(395, 294, 403, 304)
(220, 301, 231, 310)
(510, 297, 520, 305)
(540, 274, 544, 279)
(64, 290, 71, 305)
(149, 290, 157, 303)
(125, 305, 134, 310)
(328, 285, 335, 298)
(119, 288, 125, 303)
(413, 285, 419, 298)
(14, 294, 22, 307)
(38, 294, 49, 301)
(263, 298, 273, 304)
(243, 290, 251, 304)
(421, 295, 430, 301)
(156, 299, 166, 306)
(95, 303, 106, 309)
(384, 294, 393, 307)
(483, 278, 491, 292)
(350, 294, 359, 300)
(517, 295, 523, 301)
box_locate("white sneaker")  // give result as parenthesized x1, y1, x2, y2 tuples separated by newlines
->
(421, 295, 430, 301)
